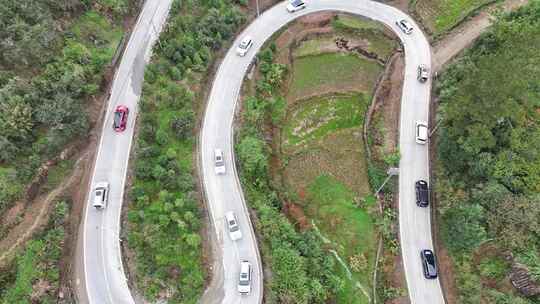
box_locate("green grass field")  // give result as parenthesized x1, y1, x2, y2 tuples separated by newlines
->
(414, 0, 495, 34)
(274, 27, 390, 302)
(307, 175, 375, 304)
(289, 53, 382, 99)
(283, 93, 367, 148)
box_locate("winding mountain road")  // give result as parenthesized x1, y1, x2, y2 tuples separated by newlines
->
(78, 0, 444, 303)
(200, 1, 444, 304)
(79, 0, 172, 303)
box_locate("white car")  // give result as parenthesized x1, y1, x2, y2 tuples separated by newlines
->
(238, 260, 252, 295)
(92, 182, 109, 209)
(225, 211, 243, 241)
(236, 36, 253, 57)
(417, 64, 429, 82)
(286, 0, 306, 12)
(214, 149, 226, 175)
(415, 120, 428, 144)
(396, 19, 413, 34)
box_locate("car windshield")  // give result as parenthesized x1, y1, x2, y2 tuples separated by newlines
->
(229, 220, 239, 231)
(239, 274, 249, 284)
(239, 40, 250, 49)
(425, 252, 435, 264)
(114, 111, 123, 126)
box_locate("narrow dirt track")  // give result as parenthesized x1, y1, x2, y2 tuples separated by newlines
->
(432, 0, 528, 72)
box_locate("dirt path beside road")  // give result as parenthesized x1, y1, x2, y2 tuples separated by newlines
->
(432, 0, 528, 72)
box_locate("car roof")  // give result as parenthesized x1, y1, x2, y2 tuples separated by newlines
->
(241, 36, 252, 43)
(240, 260, 251, 272)
(419, 127, 428, 138)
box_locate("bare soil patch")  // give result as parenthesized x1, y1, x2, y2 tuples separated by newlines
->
(368, 53, 404, 156)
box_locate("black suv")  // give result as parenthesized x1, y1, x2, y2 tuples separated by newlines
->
(421, 249, 438, 279)
(415, 180, 429, 207)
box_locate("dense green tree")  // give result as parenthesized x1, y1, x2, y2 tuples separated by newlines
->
(237, 135, 268, 181)
(487, 195, 540, 251)
(442, 204, 487, 253)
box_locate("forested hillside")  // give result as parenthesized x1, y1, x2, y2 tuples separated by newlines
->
(0, 0, 134, 213)
(436, 1, 540, 302)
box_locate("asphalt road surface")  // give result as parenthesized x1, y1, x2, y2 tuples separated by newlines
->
(80, 0, 172, 303)
(200, 1, 445, 304)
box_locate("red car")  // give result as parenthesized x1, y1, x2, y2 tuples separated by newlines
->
(113, 105, 129, 132)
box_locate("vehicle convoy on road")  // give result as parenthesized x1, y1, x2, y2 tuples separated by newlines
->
(225, 211, 243, 241)
(92, 182, 109, 209)
(238, 260, 253, 295)
(81, 1, 172, 303)
(287, 0, 306, 12)
(396, 19, 414, 34)
(421, 249, 438, 279)
(415, 180, 429, 207)
(214, 149, 226, 175)
(200, 1, 443, 303)
(417, 64, 429, 82)
(237, 36, 253, 56)
(113, 105, 129, 132)
(415, 120, 428, 144)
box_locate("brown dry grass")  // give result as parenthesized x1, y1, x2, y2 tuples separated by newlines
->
(283, 128, 370, 197)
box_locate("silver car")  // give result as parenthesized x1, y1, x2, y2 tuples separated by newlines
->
(214, 149, 226, 175)
(225, 211, 243, 241)
(236, 36, 253, 57)
(93, 182, 109, 209)
(417, 64, 429, 82)
(415, 120, 428, 144)
(287, 0, 306, 12)
(396, 19, 413, 34)
(238, 260, 252, 295)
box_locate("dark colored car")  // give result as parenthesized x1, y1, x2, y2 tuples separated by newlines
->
(113, 105, 129, 132)
(415, 180, 429, 207)
(421, 249, 438, 279)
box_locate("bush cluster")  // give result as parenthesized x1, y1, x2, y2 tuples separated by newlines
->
(436, 2, 540, 302)
(0, 1, 133, 213)
(0, 201, 69, 304)
(127, 0, 244, 302)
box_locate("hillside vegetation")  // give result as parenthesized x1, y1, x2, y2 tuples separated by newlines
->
(413, 0, 496, 35)
(0, 0, 133, 214)
(236, 14, 402, 303)
(127, 0, 245, 302)
(436, 2, 540, 302)
(0, 201, 70, 303)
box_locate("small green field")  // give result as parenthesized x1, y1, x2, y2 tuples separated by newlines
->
(283, 93, 367, 149)
(306, 175, 376, 304)
(280, 46, 378, 303)
(289, 53, 382, 99)
(413, 0, 495, 34)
